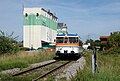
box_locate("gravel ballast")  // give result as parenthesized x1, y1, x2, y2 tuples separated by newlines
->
(56, 57, 86, 81)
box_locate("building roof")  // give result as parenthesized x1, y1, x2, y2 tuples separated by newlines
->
(100, 36, 109, 39)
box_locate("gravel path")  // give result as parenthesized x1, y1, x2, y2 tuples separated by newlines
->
(55, 57, 86, 81)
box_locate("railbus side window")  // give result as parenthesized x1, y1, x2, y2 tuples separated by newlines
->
(57, 37, 63, 43)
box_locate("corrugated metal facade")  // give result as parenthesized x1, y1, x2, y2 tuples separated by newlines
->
(23, 8, 57, 49)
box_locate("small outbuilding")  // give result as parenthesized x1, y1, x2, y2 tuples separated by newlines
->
(100, 36, 109, 50)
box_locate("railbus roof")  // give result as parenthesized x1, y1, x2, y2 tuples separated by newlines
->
(57, 34, 78, 36)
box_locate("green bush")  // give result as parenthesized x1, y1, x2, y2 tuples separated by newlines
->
(0, 30, 19, 54)
(19, 47, 30, 51)
(101, 47, 120, 55)
(107, 32, 120, 47)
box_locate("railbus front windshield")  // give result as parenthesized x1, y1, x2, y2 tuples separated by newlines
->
(69, 37, 76, 43)
(56, 37, 78, 44)
(64, 37, 68, 43)
(56, 37, 63, 43)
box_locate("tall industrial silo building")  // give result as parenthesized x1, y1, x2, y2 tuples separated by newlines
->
(23, 8, 57, 49)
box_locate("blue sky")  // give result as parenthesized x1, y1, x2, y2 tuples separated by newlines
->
(0, 0, 120, 42)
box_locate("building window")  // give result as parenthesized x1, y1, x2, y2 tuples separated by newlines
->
(36, 13, 39, 17)
(25, 13, 28, 17)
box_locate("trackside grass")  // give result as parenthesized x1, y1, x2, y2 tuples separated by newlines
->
(0, 50, 55, 71)
(72, 50, 120, 81)
(0, 48, 120, 81)
(0, 50, 55, 81)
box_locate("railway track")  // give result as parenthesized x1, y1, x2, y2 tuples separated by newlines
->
(32, 61, 72, 81)
(12, 60, 73, 81)
(12, 60, 58, 76)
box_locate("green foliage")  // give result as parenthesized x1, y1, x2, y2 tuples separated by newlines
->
(0, 74, 32, 81)
(0, 50, 55, 71)
(101, 47, 120, 55)
(0, 51, 55, 80)
(72, 50, 120, 81)
(45, 76, 55, 81)
(19, 47, 30, 51)
(0, 30, 19, 54)
(85, 39, 101, 50)
(94, 40, 101, 46)
(85, 39, 94, 45)
(0, 60, 28, 71)
(85, 39, 94, 49)
(107, 32, 120, 47)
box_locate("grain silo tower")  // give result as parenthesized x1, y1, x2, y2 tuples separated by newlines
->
(23, 8, 57, 49)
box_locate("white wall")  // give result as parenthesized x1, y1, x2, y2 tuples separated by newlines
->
(24, 26, 42, 49)
(23, 8, 57, 49)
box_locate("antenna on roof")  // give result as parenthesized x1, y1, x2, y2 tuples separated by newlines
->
(53, 12, 56, 16)
(21, 0, 24, 12)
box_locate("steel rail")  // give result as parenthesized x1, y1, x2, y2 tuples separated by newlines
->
(32, 61, 71, 81)
(12, 60, 58, 76)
